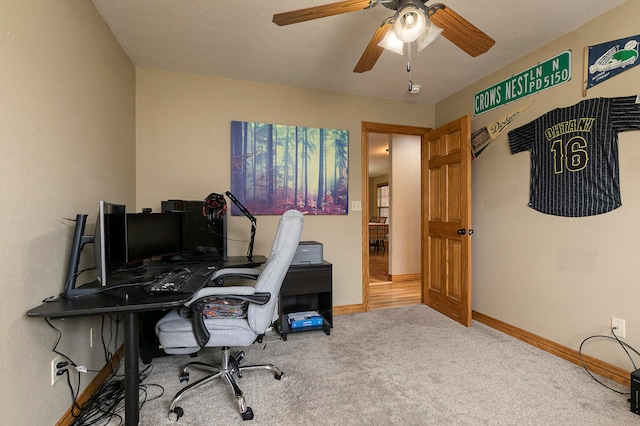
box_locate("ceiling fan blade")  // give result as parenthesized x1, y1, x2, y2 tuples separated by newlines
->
(273, 0, 372, 26)
(428, 5, 495, 57)
(353, 23, 392, 73)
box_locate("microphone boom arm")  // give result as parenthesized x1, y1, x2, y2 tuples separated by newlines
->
(225, 191, 256, 263)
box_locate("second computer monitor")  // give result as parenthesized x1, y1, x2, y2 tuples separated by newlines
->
(126, 212, 181, 264)
(161, 200, 227, 260)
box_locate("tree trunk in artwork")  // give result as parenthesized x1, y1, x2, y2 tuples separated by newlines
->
(284, 126, 291, 202)
(294, 127, 299, 208)
(333, 136, 347, 199)
(267, 124, 274, 208)
(241, 121, 248, 198)
(317, 128, 325, 210)
(251, 124, 257, 199)
(303, 128, 308, 208)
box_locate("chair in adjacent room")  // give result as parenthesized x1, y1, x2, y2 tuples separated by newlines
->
(369, 217, 383, 249)
(155, 209, 304, 421)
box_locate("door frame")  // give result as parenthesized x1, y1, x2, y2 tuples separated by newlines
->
(361, 122, 431, 312)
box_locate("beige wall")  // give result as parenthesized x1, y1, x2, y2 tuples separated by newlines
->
(436, 0, 640, 369)
(136, 69, 435, 307)
(1, 0, 135, 424)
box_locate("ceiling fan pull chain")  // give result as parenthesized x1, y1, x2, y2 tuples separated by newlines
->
(407, 43, 414, 92)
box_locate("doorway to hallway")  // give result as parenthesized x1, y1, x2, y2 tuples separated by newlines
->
(361, 122, 430, 312)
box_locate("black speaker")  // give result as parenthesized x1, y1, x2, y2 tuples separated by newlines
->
(632, 368, 640, 415)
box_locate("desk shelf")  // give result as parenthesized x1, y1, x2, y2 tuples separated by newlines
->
(277, 261, 332, 341)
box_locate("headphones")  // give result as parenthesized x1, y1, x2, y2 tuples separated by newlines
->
(203, 193, 227, 225)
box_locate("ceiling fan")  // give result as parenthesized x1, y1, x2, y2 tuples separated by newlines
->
(273, 0, 495, 73)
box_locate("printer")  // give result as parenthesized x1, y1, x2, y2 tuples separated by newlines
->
(291, 241, 323, 265)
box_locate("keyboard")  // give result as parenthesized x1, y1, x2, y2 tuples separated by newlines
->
(145, 267, 211, 295)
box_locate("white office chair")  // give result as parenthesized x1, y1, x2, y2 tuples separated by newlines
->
(155, 209, 303, 421)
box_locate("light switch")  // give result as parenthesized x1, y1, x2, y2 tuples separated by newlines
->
(352, 201, 362, 211)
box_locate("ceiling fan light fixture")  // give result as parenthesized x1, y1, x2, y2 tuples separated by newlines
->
(393, 5, 427, 43)
(416, 20, 443, 52)
(378, 29, 404, 55)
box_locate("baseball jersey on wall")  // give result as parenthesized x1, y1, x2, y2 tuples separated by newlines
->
(508, 96, 640, 217)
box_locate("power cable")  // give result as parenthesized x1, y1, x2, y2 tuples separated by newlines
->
(578, 327, 639, 395)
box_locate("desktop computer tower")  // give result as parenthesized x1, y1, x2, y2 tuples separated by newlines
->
(632, 368, 640, 415)
(161, 199, 227, 260)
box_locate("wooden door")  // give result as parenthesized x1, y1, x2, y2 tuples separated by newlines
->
(421, 115, 473, 326)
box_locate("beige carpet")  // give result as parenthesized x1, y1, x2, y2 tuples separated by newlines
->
(124, 305, 635, 425)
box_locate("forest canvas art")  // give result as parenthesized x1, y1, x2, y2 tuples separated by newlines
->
(230, 121, 349, 215)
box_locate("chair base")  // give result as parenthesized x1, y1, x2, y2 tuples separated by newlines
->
(167, 346, 283, 421)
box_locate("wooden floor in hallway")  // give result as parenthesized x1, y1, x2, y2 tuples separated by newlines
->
(368, 248, 422, 310)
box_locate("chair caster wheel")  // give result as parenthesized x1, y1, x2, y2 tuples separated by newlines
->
(274, 372, 283, 380)
(241, 406, 254, 421)
(168, 406, 184, 421)
(179, 371, 189, 382)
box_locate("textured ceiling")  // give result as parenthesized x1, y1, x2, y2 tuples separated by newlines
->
(91, 0, 627, 104)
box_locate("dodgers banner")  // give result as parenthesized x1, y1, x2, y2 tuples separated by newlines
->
(586, 35, 639, 90)
(471, 102, 533, 159)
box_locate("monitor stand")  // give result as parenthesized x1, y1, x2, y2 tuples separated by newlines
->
(63, 214, 98, 299)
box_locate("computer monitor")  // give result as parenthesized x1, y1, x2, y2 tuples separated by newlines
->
(126, 212, 181, 264)
(161, 199, 227, 260)
(63, 203, 182, 298)
(94, 200, 128, 286)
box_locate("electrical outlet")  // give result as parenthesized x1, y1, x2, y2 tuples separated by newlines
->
(612, 317, 626, 338)
(51, 355, 65, 385)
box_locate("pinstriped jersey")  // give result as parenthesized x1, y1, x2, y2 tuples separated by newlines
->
(508, 96, 640, 217)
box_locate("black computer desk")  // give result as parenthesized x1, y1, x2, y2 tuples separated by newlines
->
(27, 255, 266, 426)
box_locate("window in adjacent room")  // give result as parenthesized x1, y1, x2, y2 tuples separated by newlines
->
(376, 183, 389, 220)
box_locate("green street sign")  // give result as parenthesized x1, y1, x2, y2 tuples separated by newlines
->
(474, 51, 572, 115)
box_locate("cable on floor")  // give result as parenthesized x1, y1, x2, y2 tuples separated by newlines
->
(44, 314, 155, 425)
(70, 364, 164, 426)
(578, 327, 639, 395)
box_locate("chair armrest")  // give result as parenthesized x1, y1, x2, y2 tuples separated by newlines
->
(186, 285, 257, 304)
(187, 289, 272, 349)
(210, 267, 261, 286)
